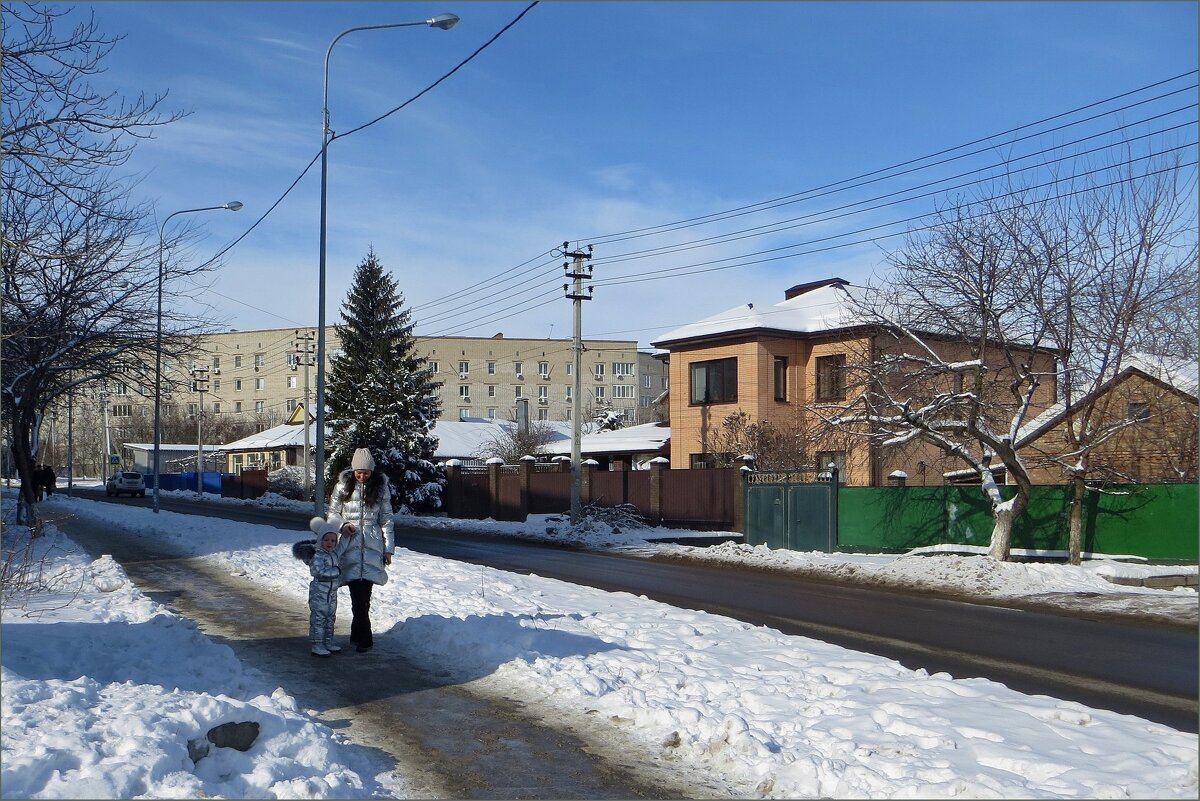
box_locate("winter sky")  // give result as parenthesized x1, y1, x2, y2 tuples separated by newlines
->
(2, 487, 1196, 798)
(41, 1, 1200, 347)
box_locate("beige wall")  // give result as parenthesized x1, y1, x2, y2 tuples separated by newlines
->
(172, 328, 644, 427)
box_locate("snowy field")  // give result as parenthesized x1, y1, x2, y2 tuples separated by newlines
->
(2, 487, 1197, 799)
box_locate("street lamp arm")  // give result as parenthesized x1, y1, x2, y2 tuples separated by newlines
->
(322, 17, 459, 118)
(159, 202, 244, 239)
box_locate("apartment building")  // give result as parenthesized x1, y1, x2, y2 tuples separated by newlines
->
(176, 328, 661, 427)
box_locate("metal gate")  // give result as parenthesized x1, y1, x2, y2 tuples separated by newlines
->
(744, 468, 839, 552)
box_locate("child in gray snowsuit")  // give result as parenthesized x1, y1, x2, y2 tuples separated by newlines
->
(302, 517, 342, 657)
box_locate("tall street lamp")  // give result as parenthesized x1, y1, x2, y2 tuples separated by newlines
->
(154, 201, 243, 513)
(314, 13, 459, 517)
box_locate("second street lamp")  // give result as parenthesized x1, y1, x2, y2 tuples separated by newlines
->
(153, 201, 243, 513)
(314, 13, 459, 517)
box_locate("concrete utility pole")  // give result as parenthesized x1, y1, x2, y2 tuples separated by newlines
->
(191, 366, 210, 494)
(294, 330, 316, 499)
(562, 242, 594, 523)
(99, 383, 112, 483)
(66, 388, 74, 495)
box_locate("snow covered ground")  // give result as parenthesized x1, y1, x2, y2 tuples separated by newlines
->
(2, 486, 1197, 799)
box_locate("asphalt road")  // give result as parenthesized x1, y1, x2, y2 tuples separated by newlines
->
(70, 487, 1200, 733)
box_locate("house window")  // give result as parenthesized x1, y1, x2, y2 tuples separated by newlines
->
(459, 385, 470, 400)
(234, 355, 242, 368)
(271, 452, 282, 470)
(235, 401, 243, 413)
(459, 408, 470, 420)
(287, 375, 297, 389)
(690, 453, 725, 469)
(488, 384, 497, 398)
(459, 360, 469, 376)
(538, 361, 549, 378)
(212, 403, 221, 415)
(565, 386, 573, 402)
(514, 386, 523, 399)
(690, 357, 737, 404)
(255, 378, 266, 391)
(774, 356, 788, 401)
(815, 354, 846, 401)
(213, 380, 221, 392)
(213, 356, 221, 370)
(566, 362, 573, 376)
(538, 385, 548, 400)
(594, 363, 605, 379)
(613, 384, 634, 399)
(255, 401, 265, 414)
(187, 402, 200, 416)
(613, 361, 634, 376)
(1128, 401, 1151, 422)
(254, 354, 265, 369)
(538, 409, 548, 421)
(287, 353, 298, 369)
(487, 361, 496, 375)
(114, 382, 128, 396)
(596, 386, 606, 401)
(111, 404, 132, 417)
(487, 407, 497, 420)
(815, 451, 846, 482)
(514, 361, 523, 376)
(234, 379, 243, 392)
(232, 455, 243, 470)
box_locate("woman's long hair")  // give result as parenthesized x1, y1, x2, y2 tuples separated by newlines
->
(337, 466, 387, 508)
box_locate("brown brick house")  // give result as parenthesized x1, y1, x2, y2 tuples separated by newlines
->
(1020, 359, 1198, 484)
(651, 278, 1061, 486)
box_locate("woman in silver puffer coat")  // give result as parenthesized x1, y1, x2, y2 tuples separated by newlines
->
(327, 448, 394, 652)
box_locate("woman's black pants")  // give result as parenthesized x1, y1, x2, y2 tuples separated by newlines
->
(346, 579, 374, 647)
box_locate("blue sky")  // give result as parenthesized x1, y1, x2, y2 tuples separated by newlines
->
(64, 1, 1199, 347)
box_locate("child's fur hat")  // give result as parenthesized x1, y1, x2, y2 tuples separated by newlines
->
(310, 516, 340, 538)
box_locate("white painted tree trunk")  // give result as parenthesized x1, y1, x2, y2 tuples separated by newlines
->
(988, 505, 1014, 561)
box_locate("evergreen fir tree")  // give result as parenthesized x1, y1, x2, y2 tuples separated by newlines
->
(324, 248, 443, 512)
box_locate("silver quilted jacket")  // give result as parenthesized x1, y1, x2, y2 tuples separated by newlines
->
(327, 470, 395, 586)
(308, 548, 340, 645)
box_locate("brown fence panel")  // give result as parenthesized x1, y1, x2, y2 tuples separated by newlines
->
(459, 472, 490, 519)
(222, 469, 269, 499)
(660, 468, 736, 529)
(529, 471, 571, 514)
(590, 470, 652, 517)
(241, 469, 269, 499)
(497, 471, 523, 521)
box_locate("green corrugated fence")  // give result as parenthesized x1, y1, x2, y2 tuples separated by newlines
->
(837, 483, 1198, 561)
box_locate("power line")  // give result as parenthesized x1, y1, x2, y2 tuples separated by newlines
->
(580, 71, 1198, 246)
(196, 3, 541, 272)
(334, 2, 540, 141)
(416, 73, 1195, 335)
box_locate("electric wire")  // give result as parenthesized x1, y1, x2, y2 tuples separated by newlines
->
(589, 112, 1198, 268)
(580, 70, 1198, 246)
(421, 75, 1195, 333)
(334, 1, 540, 141)
(193, 2, 540, 275)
